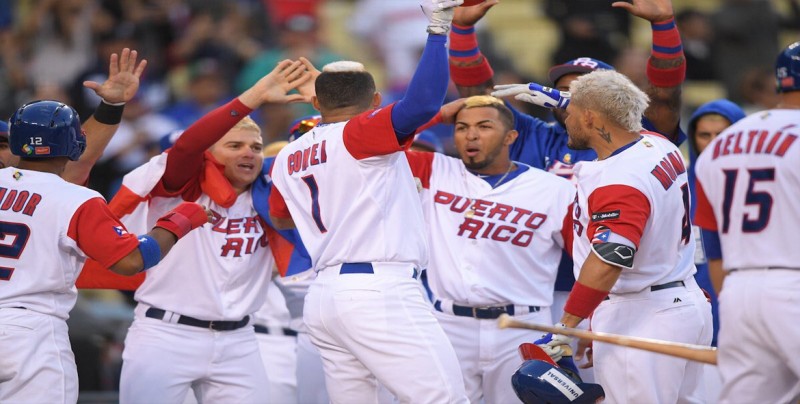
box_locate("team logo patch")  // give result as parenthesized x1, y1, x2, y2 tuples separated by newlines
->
(591, 210, 620, 222)
(592, 226, 611, 244)
(35, 146, 51, 155)
(12, 170, 22, 180)
(113, 226, 128, 236)
(21, 144, 33, 155)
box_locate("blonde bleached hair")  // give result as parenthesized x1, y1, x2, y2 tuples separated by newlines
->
(458, 95, 515, 130)
(232, 115, 261, 134)
(568, 70, 649, 133)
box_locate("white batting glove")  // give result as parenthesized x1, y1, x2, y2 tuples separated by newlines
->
(532, 323, 574, 362)
(492, 83, 571, 109)
(420, 0, 464, 35)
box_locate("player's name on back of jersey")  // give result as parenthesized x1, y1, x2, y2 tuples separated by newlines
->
(710, 128, 797, 160)
(650, 150, 687, 191)
(434, 190, 548, 247)
(286, 140, 327, 174)
(0, 187, 41, 216)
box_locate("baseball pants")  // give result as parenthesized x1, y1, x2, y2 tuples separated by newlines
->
(717, 269, 800, 404)
(120, 307, 268, 404)
(255, 327, 298, 404)
(0, 308, 77, 403)
(591, 277, 712, 403)
(304, 262, 468, 404)
(434, 306, 552, 404)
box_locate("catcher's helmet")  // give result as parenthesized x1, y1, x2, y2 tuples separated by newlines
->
(776, 41, 800, 93)
(10, 100, 85, 161)
(512, 360, 605, 404)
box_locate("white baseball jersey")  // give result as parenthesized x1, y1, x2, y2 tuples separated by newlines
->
(133, 189, 273, 320)
(0, 167, 139, 319)
(694, 109, 800, 271)
(270, 106, 428, 270)
(572, 133, 696, 293)
(406, 152, 574, 306)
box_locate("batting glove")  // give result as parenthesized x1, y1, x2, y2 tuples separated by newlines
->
(491, 83, 571, 109)
(420, 0, 464, 35)
(532, 323, 574, 362)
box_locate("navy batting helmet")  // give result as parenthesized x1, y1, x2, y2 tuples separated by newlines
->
(776, 41, 800, 93)
(512, 360, 605, 404)
(9, 100, 85, 161)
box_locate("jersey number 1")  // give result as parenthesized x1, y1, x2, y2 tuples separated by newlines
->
(0, 221, 31, 280)
(302, 175, 327, 233)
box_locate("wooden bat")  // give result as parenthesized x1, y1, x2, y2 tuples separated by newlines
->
(497, 314, 717, 365)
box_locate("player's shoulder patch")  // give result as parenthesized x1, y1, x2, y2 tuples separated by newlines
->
(591, 210, 620, 222)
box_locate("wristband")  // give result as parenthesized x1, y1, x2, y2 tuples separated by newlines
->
(449, 23, 494, 86)
(651, 17, 683, 59)
(646, 61, 686, 88)
(563, 281, 609, 319)
(93, 100, 125, 125)
(137, 235, 162, 272)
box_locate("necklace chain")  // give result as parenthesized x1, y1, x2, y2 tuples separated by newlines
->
(490, 162, 514, 189)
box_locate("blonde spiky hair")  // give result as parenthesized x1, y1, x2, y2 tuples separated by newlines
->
(322, 61, 366, 73)
(463, 95, 506, 109)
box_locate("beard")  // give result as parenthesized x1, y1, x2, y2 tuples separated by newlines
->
(463, 157, 491, 171)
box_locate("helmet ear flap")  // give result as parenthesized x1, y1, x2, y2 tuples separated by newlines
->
(9, 100, 85, 161)
(776, 41, 800, 93)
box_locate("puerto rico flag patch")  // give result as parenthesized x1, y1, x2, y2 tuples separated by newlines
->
(592, 226, 611, 244)
(113, 226, 128, 236)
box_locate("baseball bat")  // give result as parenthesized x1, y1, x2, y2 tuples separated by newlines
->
(497, 314, 717, 365)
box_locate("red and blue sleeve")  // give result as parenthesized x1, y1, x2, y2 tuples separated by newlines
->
(344, 104, 410, 159)
(693, 180, 717, 231)
(586, 185, 651, 248)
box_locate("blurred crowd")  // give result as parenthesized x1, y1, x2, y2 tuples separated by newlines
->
(0, 0, 798, 395)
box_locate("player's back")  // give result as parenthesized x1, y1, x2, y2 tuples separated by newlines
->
(694, 109, 800, 271)
(271, 109, 428, 270)
(0, 167, 104, 319)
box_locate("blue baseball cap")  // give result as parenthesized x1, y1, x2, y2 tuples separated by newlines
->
(548, 57, 615, 85)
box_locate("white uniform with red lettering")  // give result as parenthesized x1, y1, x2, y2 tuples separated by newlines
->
(270, 106, 467, 404)
(407, 152, 574, 403)
(694, 109, 800, 404)
(0, 167, 139, 403)
(119, 163, 272, 403)
(572, 133, 712, 403)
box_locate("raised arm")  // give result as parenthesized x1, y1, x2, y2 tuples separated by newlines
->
(63, 48, 147, 185)
(161, 60, 310, 192)
(613, 0, 684, 141)
(389, 0, 464, 138)
(448, 0, 499, 97)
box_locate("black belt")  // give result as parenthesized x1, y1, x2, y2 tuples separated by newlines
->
(435, 301, 540, 320)
(650, 280, 685, 291)
(604, 280, 686, 300)
(145, 308, 250, 331)
(254, 325, 298, 337)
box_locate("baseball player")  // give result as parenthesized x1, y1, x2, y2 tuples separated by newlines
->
(405, 95, 575, 403)
(540, 70, 712, 403)
(0, 100, 208, 403)
(449, 0, 687, 376)
(268, 2, 469, 402)
(693, 42, 800, 404)
(117, 60, 312, 403)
